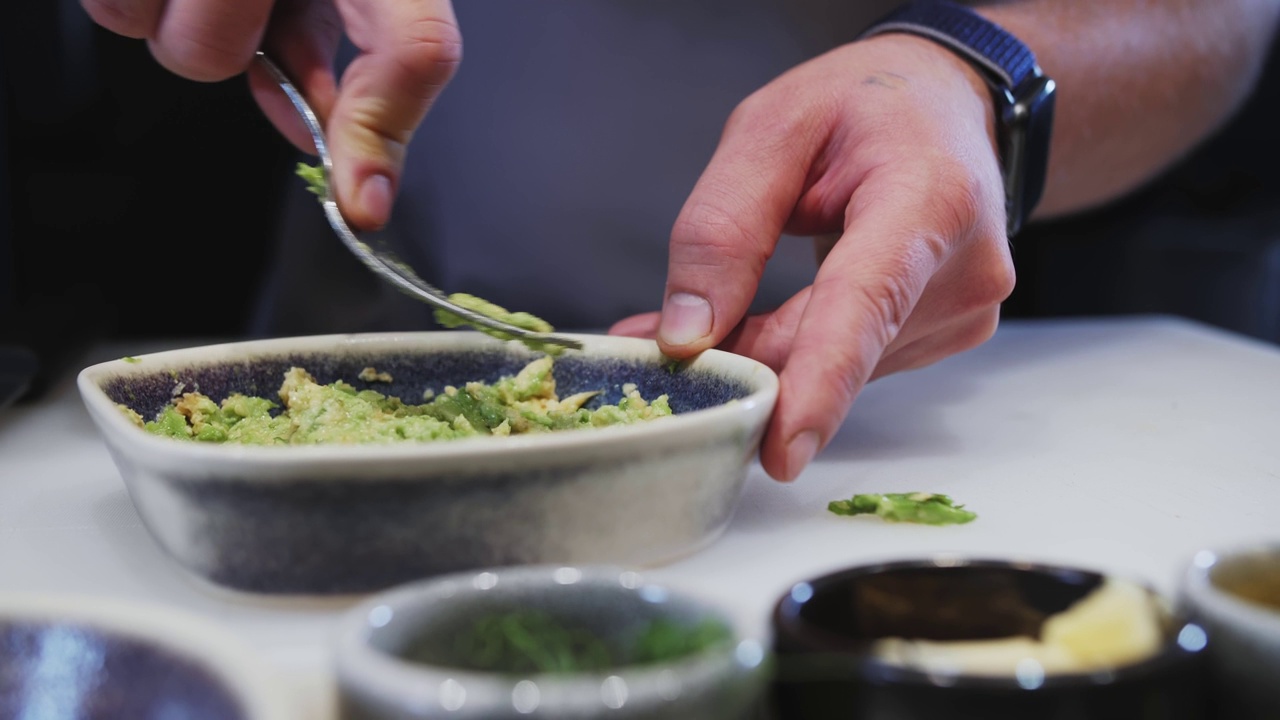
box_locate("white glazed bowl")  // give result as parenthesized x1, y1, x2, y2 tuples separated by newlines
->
(0, 592, 293, 719)
(77, 332, 778, 596)
(333, 564, 770, 719)
(1177, 541, 1280, 717)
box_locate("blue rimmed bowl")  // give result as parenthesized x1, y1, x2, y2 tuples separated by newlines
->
(333, 564, 769, 719)
(0, 592, 294, 719)
(76, 332, 778, 596)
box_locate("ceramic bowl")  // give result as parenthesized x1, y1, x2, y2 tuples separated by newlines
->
(333, 564, 769, 719)
(1177, 541, 1280, 718)
(76, 331, 777, 595)
(0, 592, 293, 719)
(769, 557, 1211, 720)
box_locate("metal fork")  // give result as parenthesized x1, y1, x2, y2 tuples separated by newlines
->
(253, 51, 583, 352)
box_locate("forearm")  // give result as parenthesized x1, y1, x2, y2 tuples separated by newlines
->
(974, 0, 1280, 219)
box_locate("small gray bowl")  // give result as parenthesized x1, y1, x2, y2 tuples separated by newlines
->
(76, 332, 777, 596)
(1177, 541, 1280, 718)
(0, 592, 293, 719)
(333, 564, 770, 719)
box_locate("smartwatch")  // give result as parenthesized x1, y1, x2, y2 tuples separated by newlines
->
(859, 0, 1056, 237)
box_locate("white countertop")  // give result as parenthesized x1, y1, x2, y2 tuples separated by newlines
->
(3, 314, 1278, 717)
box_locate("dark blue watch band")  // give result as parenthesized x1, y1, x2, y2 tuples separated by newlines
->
(861, 1, 1040, 92)
(859, 0, 1056, 237)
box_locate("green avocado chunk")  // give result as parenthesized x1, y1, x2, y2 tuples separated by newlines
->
(828, 492, 977, 525)
(294, 164, 561, 356)
(123, 356, 671, 445)
(433, 293, 565, 356)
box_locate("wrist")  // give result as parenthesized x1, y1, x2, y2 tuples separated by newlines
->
(859, 0, 1057, 237)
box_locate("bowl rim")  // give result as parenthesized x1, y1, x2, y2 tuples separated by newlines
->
(770, 556, 1206, 691)
(76, 331, 779, 470)
(332, 564, 769, 708)
(0, 591, 295, 719)
(1179, 541, 1280, 633)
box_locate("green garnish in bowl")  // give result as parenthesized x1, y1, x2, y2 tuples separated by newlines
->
(410, 609, 735, 675)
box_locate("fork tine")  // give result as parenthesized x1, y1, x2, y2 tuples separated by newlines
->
(324, 200, 584, 349)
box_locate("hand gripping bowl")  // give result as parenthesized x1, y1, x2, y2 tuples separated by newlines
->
(77, 332, 778, 596)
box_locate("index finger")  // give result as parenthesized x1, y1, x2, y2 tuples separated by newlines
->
(327, 0, 462, 229)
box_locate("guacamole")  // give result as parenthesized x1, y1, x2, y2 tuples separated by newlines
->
(121, 356, 673, 445)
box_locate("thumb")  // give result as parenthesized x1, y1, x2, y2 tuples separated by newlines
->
(328, 0, 462, 230)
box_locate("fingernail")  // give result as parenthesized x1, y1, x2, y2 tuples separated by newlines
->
(358, 174, 394, 226)
(658, 293, 712, 346)
(785, 431, 820, 481)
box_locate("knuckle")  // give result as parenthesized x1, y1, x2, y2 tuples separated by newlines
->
(955, 307, 1001, 352)
(154, 27, 254, 81)
(398, 18, 464, 82)
(838, 265, 919, 349)
(963, 232, 1017, 312)
(82, 0, 154, 38)
(725, 82, 821, 148)
(672, 200, 766, 271)
(930, 159, 988, 237)
(983, 245, 1017, 304)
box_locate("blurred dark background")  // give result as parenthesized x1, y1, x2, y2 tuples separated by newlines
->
(1, 3, 299, 402)
(2, 3, 1278, 405)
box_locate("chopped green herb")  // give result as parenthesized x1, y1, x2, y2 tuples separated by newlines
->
(828, 492, 977, 525)
(121, 356, 140, 364)
(422, 610, 735, 675)
(661, 356, 688, 374)
(296, 162, 327, 197)
(631, 618, 735, 665)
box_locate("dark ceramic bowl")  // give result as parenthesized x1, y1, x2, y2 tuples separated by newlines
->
(0, 592, 292, 719)
(76, 332, 777, 596)
(769, 558, 1211, 720)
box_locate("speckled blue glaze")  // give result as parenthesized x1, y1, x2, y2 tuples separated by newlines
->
(82, 338, 775, 596)
(0, 620, 246, 719)
(102, 349, 749, 421)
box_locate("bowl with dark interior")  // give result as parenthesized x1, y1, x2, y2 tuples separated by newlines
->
(769, 557, 1210, 720)
(333, 564, 769, 719)
(76, 331, 777, 596)
(0, 592, 292, 719)
(1177, 540, 1280, 719)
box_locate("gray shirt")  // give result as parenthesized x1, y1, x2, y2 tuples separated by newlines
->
(252, 0, 900, 335)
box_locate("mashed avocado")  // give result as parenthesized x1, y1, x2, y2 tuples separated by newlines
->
(432, 293, 566, 356)
(121, 356, 672, 445)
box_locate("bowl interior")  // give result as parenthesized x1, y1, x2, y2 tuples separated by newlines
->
(772, 559, 1204, 687)
(1205, 546, 1280, 614)
(768, 560, 1213, 720)
(365, 569, 738, 676)
(95, 341, 757, 431)
(781, 561, 1102, 652)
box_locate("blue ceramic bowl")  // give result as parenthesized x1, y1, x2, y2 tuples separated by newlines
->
(0, 592, 292, 719)
(77, 332, 777, 596)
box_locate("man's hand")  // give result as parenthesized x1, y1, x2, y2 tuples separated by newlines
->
(611, 34, 1015, 483)
(80, 0, 461, 231)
